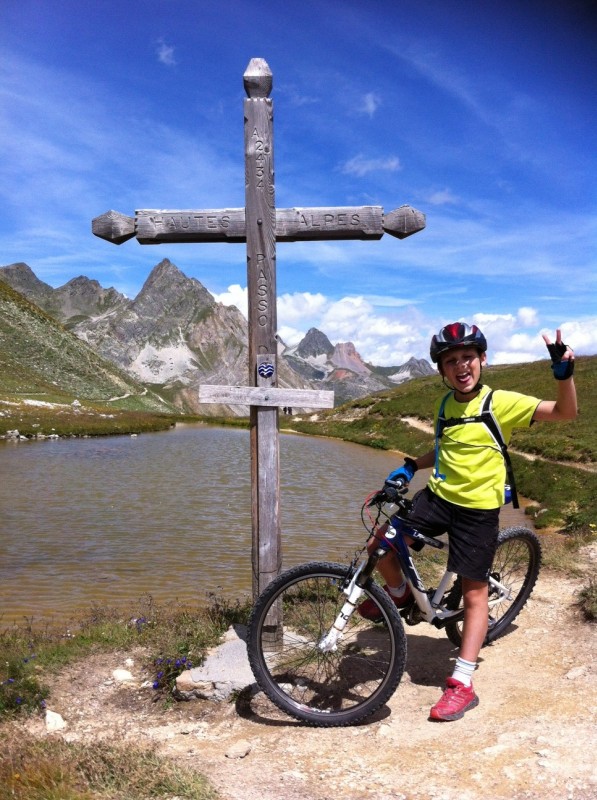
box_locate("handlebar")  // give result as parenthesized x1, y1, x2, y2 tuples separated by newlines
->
(366, 479, 410, 508)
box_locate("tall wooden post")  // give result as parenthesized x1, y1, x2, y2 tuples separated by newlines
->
(243, 59, 280, 598)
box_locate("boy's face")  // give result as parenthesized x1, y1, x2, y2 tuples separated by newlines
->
(439, 346, 486, 397)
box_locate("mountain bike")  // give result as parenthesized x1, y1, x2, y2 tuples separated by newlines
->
(246, 484, 541, 727)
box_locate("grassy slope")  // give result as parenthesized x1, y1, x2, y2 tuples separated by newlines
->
(0, 279, 180, 434)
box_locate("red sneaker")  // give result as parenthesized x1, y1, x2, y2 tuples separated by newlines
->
(357, 584, 413, 622)
(429, 677, 479, 721)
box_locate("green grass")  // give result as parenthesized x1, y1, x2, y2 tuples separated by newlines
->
(577, 578, 597, 621)
(1, 734, 219, 800)
(0, 397, 178, 437)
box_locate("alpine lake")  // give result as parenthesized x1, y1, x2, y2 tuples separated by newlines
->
(1, 424, 422, 625)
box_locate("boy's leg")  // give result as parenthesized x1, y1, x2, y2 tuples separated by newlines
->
(359, 489, 445, 621)
(372, 548, 407, 588)
(429, 577, 487, 721)
(356, 535, 412, 620)
(459, 578, 489, 662)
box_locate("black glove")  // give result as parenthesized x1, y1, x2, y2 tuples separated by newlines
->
(546, 340, 574, 380)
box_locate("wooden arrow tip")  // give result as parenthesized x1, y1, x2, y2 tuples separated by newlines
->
(243, 57, 273, 98)
(383, 205, 426, 240)
(91, 210, 136, 245)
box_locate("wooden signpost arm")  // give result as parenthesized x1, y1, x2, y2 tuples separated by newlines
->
(92, 204, 425, 244)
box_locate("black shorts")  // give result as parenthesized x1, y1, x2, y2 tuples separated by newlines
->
(396, 487, 500, 582)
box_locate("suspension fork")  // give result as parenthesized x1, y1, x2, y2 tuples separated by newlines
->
(317, 548, 385, 652)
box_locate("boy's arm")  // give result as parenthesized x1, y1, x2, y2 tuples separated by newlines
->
(410, 450, 436, 470)
(532, 329, 577, 422)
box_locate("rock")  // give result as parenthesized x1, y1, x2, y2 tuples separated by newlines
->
(175, 625, 255, 701)
(45, 709, 67, 731)
(565, 666, 586, 680)
(112, 668, 134, 682)
(225, 739, 252, 759)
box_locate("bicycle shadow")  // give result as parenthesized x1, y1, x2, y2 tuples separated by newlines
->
(402, 630, 459, 687)
(235, 684, 394, 727)
(236, 622, 400, 728)
(234, 624, 432, 728)
(402, 623, 519, 687)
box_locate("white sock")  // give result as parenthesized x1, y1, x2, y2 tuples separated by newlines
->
(387, 582, 408, 599)
(452, 657, 476, 687)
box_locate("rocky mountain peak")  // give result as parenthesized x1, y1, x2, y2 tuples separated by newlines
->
(54, 276, 127, 318)
(2, 261, 434, 415)
(134, 259, 215, 320)
(295, 327, 334, 359)
(0, 262, 53, 299)
(331, 342, 371, 375)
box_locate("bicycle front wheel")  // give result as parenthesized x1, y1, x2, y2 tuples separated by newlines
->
(247, 562, 407, 727)
(444, 526, 542, 648)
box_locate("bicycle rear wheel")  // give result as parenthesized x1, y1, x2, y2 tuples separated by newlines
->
(444, 526, 541, 648)
(247, 561, 407, 727)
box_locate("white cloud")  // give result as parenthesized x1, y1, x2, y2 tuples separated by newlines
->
(161, 273, 597, 370)
(339, 154, 401, 177)
(156, 39, 177, 67)
(277, 324, 307, 347)
(273, 297, 597, 369)
(360, 92, 381, 117)
(427, 188, 459, 206)
(517, 307, 539, 327)
(551, 320, 597, 355)
(213, 284, 247, 316)
(277, 291, 328, 322)
(472, 311, 597, 364)
(363, 294, 419, 308)
(277, 294, 424, 365)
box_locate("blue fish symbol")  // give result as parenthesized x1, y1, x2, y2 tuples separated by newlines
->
(258, 363, 275, 378)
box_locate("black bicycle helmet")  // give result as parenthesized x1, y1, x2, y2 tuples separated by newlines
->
(430, 322, 487, 364)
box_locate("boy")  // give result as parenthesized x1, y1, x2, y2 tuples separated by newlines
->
(358, 323, 577, 721)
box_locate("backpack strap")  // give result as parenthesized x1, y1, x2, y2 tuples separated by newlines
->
(433, 391, 452, 480)
(477, 391, 519, 508)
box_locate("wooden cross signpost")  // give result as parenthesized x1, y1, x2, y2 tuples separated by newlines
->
(92, 58, 425, 601)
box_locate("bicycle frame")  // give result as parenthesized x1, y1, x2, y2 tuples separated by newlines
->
(362, 522, 465, 626)
(318, 511, 513, 653)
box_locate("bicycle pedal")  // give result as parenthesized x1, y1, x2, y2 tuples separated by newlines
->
(400, 602, 423, 626)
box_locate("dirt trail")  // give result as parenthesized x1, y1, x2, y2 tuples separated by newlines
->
(14, 548, 597, 800)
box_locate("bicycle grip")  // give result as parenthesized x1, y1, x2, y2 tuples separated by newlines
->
(385, 477, 408, 493)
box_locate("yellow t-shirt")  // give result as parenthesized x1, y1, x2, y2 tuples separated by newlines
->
(427, 385, 540, 509)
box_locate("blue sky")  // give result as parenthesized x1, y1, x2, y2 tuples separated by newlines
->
(1, 0, 595, 366)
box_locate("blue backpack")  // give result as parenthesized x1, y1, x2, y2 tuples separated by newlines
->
(434, 389, 519, 508)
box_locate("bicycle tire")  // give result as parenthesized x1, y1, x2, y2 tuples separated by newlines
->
(444, 526, 542, 648)
(247, 561, 407, 727)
